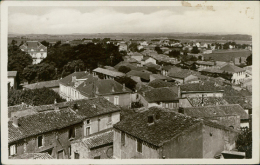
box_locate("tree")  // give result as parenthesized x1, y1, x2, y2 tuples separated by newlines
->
(236, 128, 252, 158)
(62, 59, 86, 77)
(191, 46, 200, 54)
(115, 76, 136, 91)
(11, 39, 17, 47)
(118, 66, 131, 73)
(155, 46, 163, 54)
(19, 41, 24, 47)
(131, 101, 144, 108)
(8, 87, 66, 106)
(8, 45, 33, 86)
(54, 40, 61, 47)
(169, 50, 180, 59)
(41, 40, 50, 47)
(246, 54, 252, 66)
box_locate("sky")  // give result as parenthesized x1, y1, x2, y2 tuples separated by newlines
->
(8, 3, 256, 35)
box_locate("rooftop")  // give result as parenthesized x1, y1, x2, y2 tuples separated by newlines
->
(114, 107, 235, 147)
(8, 71, 17, 77)
(60, 71, 89, 86)
(142, 87, 179, 103)
(23, 80, 60, 89)
(10, 153, 54, 159)
(126, 70, 151, 81)
(187, 97, 229, 107)
(180, 82, 224, 92)
(168, 69, 199, 79)
(93, 67, 125, 77)
(148, 79, 176, 88)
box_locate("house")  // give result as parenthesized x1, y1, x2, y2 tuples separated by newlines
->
(179, 104, 249, 129)
(93, 68, 125, 80)
(148, 79, 176, 88)
(137, 45, 144, 51)
(168, 69, 200, 84)
(183, 96, 229, 107)
(23, 80, 60, 93)
(119, 43, 128, 52)
(140, 41, 149, 46)
(149, 74, 173, 82)
(162, 66, 182, 76)
(176, 61, 196, 69)
(234, 57, 247, 66)
(76, 76, 132, 107)
(113, 107, 238, 159)
(8, 71, 17, 90)
(141, 57, 156, 66)
(8, 97, 121, 159)
(70, 128, 113, 159)
(137, 87, 180, 109)
(129, 52, 144, 62)
(195, 61, 215, 71)
(126, 70, 151, 83)
(180, 82, 224, 98)
(8, 104, 84, 159)
(59, 71, 90, 101)
(220, 64, 246, 84)
(20, 41, 47, 64)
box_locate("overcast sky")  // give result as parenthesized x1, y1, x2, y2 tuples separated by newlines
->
(8, 4, 256, 35)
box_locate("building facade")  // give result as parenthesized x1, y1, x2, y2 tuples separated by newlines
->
(20, 41, 47, 64)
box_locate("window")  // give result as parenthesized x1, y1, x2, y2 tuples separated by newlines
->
(86, 119, 90, 124)
(38, 135, 43, 147)
(137, 139, 142, 153)
(86, 127, 90, 136)
(94, 156, 101, 159)
(9, 144, 16, 156)
(165, 103, 169, 108)
(121, 132, 125, 146)
(114, 96, 119, 105)
(69, 128, 75, 139)
(169, 103, 173, 109)
(74, 152, 79, 159)
(108, 114, 112, 123)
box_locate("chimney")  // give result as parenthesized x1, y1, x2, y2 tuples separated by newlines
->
(122, 83, 126, 91)
(12, 116, 19, 127)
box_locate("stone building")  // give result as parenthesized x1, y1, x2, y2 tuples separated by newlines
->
(113, 107, 238, 159)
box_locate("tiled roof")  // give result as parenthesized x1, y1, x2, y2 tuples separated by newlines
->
(220, 64, 245, 73)
(129, 52, 143, 57)
(23, 80, 60, 89)
(150, 74, 173, 81)
(114, 107, 235, 147)
(168, 69, 199, 79)
(187, 97, 229, 107)
(142, 87, 179, 103)
(126, 70, 151, 81)
(9, 107, 84, 143)
(66, 97, 121, 118)
(162, 65, 175, 71)
(20, 41, 47, 51)
(8, 71, 17, 77)
(114, 61, 139, 71)
(76, 76, 132, 97)
(93, 68, 125, 77)
(195, 61, 215, 66)
(144, 62, 161, 70)
(60, 71, 89, 86)
(180, 82, 224, 92)
(182, 104, 248, 120)
(10, 153, 54, 159)
(74, 129, 113, 149)
(141, 56, 150, 61)
(148, 79, 176, 88)
(200, 68, 223, 74)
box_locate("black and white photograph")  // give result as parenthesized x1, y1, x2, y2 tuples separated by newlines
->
(1, 1, 259, 163)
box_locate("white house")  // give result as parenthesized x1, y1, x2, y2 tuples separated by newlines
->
(220, 64, 246, 84)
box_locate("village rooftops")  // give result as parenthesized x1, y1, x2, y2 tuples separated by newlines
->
(200, 68, 223, 74)
(141, 87, 179, 103)
(126, 70, 151, 81)
(187, 97, 229, 107)
(220, 64, 245, 73)
(10, 153, 54, 159)
(93, 67, 125, 78)
(23, 80, 60, 90)
(8, 71, 17, 77)
(168, 69, 200, 79)
(71, 128, 113, 149)
(59, 71, 90, 86)
(114, 107, 236, 147)
(181, 104, 248, 120)
(76, 76, 132, 97)
(8, 107, 84, 143)
(180, 82, 224, 93)
(148, 79, 176, 88)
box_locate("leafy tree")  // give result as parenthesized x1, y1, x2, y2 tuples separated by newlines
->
(41, 40, 50, 47)
(8, 87, 66, 106)
(198, 55, 203, 60)
(11, 39, 17, 46)
(131, 101, 144, 108)
(169, 50, 180, 59)
(54, 40, 61, 47)
(8, 45, 33, 86)
(61, 59, 86, 78)
(19, 41, 24, 47)
(115, 76, 136, 91)
(246, 54, 252, 66)
(191, 46, 200, 54)
(155, 46, 163, 54)
(118, 66, 131, 73)
(128, 43, 138, 52)
(236, 128, 252, 158)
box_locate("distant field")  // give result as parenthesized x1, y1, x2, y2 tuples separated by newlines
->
(203, 50, 251, 62)
(178, 39, 252, 44)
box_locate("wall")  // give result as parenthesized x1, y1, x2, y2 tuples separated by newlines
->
(208, 115, 240, 131)
(104, 93, 132, 107)
(162, 123, 203, 158)
(71, 141, 89, 159)
(202, 125, 237, 158)
(181, 92, 223, 98)
(83, 112, 120, 136)
(179, 98, 193, 107)
(113, 129, 159, 159)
